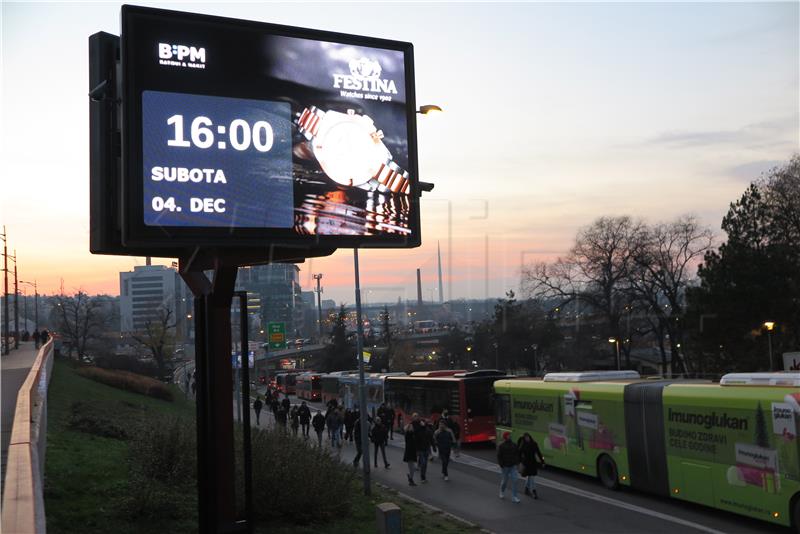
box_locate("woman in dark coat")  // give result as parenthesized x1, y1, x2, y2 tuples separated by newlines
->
(517, 432, 545, 498)
(403, 423, 418, 486)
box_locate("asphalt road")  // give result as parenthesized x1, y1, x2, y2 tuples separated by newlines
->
(250, 394, 793, 534)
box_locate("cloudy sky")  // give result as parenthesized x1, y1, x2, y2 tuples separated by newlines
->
(2, 1, 798, 303)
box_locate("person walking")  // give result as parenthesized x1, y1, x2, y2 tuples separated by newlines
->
(434, 419, 456, 481)
(271, 397, 280, 421)
(386, 404, 396, 440)
(370, 417, 391, 469)
(352, 418, 364, 468)
(275, 405, 287, 430)
(403, 423, 418, 486)
(312, 410, 326, 447)
(412, 415, 433, 483)
(518, 432, 545, 498)
(298, 401, 311, 438)
(497, 431, 521, 503)
(327, 408, 342, 448)
(253, 397, 263, 426)
(40, 329, 49, 344)
(344, 408, 355, 442)
(32, 329, 40, 349)
(290, 406, 300, 436)
(443, 410, 462, 457)
(281, 394, 291, 415)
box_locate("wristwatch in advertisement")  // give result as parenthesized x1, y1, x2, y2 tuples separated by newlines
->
(296, 106, 410, 194)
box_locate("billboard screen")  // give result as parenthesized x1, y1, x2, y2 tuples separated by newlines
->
(121, 6, 419, 248)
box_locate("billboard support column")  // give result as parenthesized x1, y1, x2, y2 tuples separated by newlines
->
(181, 261, 241, 533)
(354, 248, 371, 495)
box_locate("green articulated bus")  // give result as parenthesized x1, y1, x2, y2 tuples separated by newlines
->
(494, 371, 800, 530)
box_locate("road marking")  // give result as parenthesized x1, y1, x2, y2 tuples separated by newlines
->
(387, 441, 727, 534)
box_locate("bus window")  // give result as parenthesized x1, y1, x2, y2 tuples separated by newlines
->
(465, 381, 494, 417)
(495, 393, 512, 426)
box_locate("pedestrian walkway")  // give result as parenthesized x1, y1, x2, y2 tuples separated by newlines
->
(1, 342, 40, 497)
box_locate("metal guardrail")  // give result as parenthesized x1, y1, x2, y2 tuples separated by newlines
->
(2, 339, 54, 534)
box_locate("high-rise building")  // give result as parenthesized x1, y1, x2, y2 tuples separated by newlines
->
(237, 264, 304, 338)
(119, 265, 189, 337)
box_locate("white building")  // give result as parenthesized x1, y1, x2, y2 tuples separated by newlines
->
(119, 265, 189, 335)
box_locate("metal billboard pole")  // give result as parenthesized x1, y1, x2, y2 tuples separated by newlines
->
(353, 248, 371, 495)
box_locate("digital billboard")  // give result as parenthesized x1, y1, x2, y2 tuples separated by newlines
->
(121, 5, 419, 249)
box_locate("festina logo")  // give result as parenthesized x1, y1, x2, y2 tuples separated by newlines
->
(332, 57, 397, 94)
(158, 43, 206, 69)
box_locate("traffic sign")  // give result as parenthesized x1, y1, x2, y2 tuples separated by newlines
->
(267, 322, 286, 350)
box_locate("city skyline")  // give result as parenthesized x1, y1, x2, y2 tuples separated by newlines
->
(2, 2, 798, 303)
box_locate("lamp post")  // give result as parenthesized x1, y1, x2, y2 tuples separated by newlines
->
(313, 273, 323, 341)
(764, 321, 775, 371)
(20, 280, 39, 334)
(608, 337, 620, 370)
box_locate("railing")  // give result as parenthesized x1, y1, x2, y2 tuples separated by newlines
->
(2, 339, 54, 534)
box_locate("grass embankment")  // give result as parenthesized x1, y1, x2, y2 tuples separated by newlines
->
(44, 360, 479, 533)
(44, 360, 196, 533)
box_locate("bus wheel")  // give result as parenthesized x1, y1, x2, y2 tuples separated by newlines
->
(597, 455, 620, 491)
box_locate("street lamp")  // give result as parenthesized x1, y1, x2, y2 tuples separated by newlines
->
(764, 321, 776, 371)
(608, 337, 620, 370)
(417, 104, 443, 115)
(20, 279, 38, 334)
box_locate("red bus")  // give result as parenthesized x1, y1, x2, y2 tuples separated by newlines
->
(385, 370, 511, 443)
(275, 371, 304, 395)
(296, 372, 322, 402)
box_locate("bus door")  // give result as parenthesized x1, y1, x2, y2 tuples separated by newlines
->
(623, 381, 671, 496)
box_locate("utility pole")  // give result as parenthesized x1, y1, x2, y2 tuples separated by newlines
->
(2, 226, 8, 355)
(13, 249, 19, 349)
(313, 273, 323, 341)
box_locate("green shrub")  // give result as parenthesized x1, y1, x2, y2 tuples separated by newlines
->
(125, 416, 196, 519)
(76, 366, 174, 402)
(67, 401, 129, 440)
(249, 428, 355, 524)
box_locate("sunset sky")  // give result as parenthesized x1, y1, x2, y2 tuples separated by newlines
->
(2, 1, 798, 304)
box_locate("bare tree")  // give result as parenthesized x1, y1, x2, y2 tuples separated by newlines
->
(52, 292, 112, 358)
(522, 216, 643, 367)
(131, 307, 176, 377)
(629, 215, 714, 375)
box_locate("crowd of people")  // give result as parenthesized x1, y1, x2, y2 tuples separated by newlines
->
(251, 386, 544, 501)
(15, 328, 49, 348)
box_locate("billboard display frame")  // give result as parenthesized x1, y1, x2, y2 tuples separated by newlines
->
(120, 5, 421, 250)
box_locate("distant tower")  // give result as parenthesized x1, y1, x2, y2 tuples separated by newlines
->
(416, 268, 423, 308)
(437, 242, 444, 304)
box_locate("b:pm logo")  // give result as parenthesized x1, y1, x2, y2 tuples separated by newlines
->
(158, 43, 206, 69)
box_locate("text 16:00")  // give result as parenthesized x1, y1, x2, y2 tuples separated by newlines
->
(166, 115, 274, 152)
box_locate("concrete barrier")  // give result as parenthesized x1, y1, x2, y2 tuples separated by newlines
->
(2, 339, 54, 534)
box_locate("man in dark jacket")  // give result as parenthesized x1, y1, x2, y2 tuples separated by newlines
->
(434, 419, 456, 480)
(352, 419, 365, 468)
(252, 397, 263, 426)
(497, 431, 521, 502)
(370, 417, 390, 468)
(412, 417, 434, 483)
(403, 422, 418, 486)
(275, 406, 287, 430)
(281, 395, 291, 415)
(312, 410, 326, 447)
(298, 401, 312, 438)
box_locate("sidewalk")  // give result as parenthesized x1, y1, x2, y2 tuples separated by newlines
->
(1, 341, 41, 496)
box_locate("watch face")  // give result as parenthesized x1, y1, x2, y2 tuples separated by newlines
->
(314, 112, 391, 186)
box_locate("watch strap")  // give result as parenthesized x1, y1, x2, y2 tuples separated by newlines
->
(296, 106, 324, 140)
